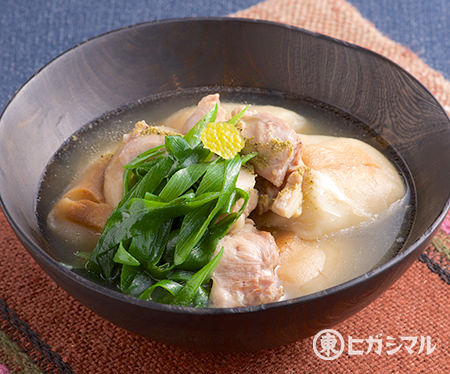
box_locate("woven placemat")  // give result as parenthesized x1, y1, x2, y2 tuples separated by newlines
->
(1, 0, 449, 373)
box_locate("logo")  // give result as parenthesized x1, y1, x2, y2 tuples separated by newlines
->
(313, 330, 436, 359)
(313, 329, 345, 360)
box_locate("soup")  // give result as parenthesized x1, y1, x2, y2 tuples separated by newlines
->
(37, 90, 413, 308)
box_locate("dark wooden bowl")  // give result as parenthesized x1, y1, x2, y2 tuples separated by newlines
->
(0, 18, 449, 351)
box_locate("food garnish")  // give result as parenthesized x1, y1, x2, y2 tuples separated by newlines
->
(86, 105, 254, 307)
(200, 106, 248, 159)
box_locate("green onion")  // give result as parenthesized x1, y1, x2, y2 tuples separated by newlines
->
(113, 242, 140, 266)
(120, 265, 153, 296)
(125, 144, 165, 168)
(159, 162, 210, 202)
(171, 247, 223, 306)
(184, 104, 218, 146)
(86, 104, 254, 307)
(227, 105, 249, 125)
(165, 135, 191, 160)
(139, 279, 183, 303)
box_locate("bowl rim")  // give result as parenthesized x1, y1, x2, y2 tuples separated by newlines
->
(1, 17, 449, 315)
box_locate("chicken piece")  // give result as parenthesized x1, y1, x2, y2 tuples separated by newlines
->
(238, 109, 303, 187)
(255, 167, 306, 219)
(49, 155, 113, 233)
(210, 221, 283, 308)
(230, 167, 259, 232)
(255, 177, 279, 215)
(236, 109, 306, 218)
(103, 121, 179, 207)
(270, 167, 306, 218)
(181, 94, 227, 133)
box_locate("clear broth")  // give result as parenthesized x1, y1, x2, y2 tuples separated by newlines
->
(36, 88, 415, 298)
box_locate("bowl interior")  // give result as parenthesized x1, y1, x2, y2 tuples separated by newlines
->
(1, 18, 449, 307)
